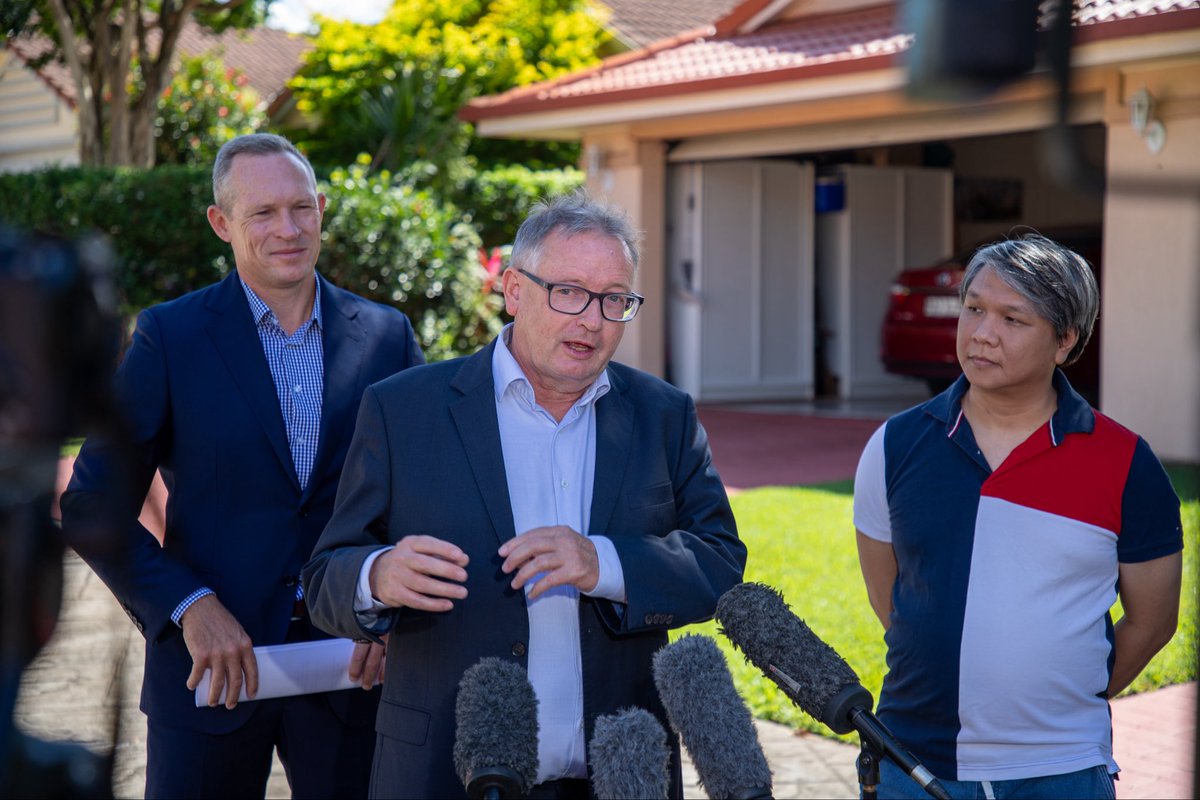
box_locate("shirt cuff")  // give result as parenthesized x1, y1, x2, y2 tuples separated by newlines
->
(172, 587, 215, 627)
(585, 535, 626, 603)
(355, 547, 394, 619)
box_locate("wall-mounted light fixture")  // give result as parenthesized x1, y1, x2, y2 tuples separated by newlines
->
(1129, 87, 1166, 155)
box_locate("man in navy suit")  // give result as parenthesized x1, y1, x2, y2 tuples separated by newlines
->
(303, 192, 746, 799)
(61, 133, 423, 798)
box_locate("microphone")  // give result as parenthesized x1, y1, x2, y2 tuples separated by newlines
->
(652, 635, 773, 799)
(453, 657, 540, 800)
(715, 583, 951, 800)
(589, 707, 670, 800)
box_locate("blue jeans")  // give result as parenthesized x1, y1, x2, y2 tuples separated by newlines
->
(870, 757, 1116, 800)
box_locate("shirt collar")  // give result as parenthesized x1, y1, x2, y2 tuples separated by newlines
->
(492, 323, 611, 409)
(927, 369, 1095, 444)
(239, 275, 323, 331)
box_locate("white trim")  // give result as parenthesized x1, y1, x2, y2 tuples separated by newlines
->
(740, 0, 795, 33)
(1071, 26, 1200, 69)
(667, 94, 1104, 161)
(474, 69, 909, 138)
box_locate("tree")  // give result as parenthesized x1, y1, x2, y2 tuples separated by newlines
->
(287, 0, 610, 171)
(5, 0, 266, 167)
(154, 55, 265, 165)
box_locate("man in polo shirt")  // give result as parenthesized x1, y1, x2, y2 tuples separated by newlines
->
(854, 233, 1182, 799)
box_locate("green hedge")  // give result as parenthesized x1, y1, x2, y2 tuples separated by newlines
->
(2, 164, 589, 360)
(0, 165, 227, 311)
(460, 164, 585, 249)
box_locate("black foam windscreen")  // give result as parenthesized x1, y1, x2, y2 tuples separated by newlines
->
(453, 657, 539, 798)
(652, 634, 772, 799)
(589, 707, 670, 800)
(716, 582, 869, 734)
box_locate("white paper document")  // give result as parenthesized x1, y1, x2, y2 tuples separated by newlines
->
(194, 638, 360, 707)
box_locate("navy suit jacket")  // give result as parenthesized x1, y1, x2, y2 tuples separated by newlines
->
(61, 270, 423, 734)
(303, 339, 746, 799)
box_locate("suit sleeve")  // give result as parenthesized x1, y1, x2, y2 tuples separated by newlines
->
(303, 384, 395, 642)
(600, 393, 746, 633)
(60, 309, 208, 642)
(401, 312, 425, 369)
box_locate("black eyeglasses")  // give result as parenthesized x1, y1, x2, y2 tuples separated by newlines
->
(518, 268, 644, 323)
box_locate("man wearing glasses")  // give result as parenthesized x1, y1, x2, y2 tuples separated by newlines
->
(302, 191, 746, 799)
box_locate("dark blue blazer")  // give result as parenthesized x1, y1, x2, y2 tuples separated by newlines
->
(61, 270, 423, 734)
(303, 339, 746, 799)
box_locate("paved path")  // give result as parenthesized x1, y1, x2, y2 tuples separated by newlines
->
(17, 555, 1192, 799)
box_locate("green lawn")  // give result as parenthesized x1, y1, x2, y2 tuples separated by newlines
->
(676, 465, 1199, 742)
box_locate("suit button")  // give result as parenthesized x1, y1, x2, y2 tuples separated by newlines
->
(511, 641, 527, 657)
(299, 506, 310, 518)
(283, 576, 297, 588)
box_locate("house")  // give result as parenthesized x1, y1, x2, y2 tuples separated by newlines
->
(0, 21, 312, 171)
(463, 0, 1200, 463)
(599, 0, 743, 49)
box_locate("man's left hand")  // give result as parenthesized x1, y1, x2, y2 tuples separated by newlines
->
(348, 635, 387, 690)
(499, 526, 599, 600)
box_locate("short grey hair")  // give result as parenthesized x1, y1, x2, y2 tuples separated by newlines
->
(212, 133, 316, 211)
(961, 233, 1099, 366)
(509, 190, 642, 277)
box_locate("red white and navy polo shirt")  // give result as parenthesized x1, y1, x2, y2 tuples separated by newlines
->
(854, 372, 1183, 782)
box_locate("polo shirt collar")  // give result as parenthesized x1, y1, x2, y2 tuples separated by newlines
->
(927, 369, 1095, 445)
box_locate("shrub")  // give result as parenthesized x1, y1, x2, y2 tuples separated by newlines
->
(462, 164, 586, 248)
(0, 164, 501, 361)
(154, 56, 266, 166)
(318, 165, 501, 360)
(0, 165, 228, 311)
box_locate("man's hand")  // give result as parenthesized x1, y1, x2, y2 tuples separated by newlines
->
(369, 535, 469, 611)
(349, 634, 388, 690)
(499, 526, 599, 600)
(181, 594, 257, 709)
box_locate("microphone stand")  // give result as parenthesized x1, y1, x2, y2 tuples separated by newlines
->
(848, 708, 951, 800)
(857, 740, 881, 800)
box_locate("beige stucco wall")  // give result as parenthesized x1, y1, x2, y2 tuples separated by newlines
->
(1101, 65, 1200, 463)
(584, 133, 667, 378)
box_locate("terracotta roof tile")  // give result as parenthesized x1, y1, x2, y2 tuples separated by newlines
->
(600, 0, 743, 48)
(464, 0, 1200, 120)
(467, 4, 906, 113)
(1074, 0, 1200, 24)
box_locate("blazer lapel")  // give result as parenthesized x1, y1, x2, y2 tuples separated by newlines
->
(307, 277, 364, 498)
(449, 342, 517, 545)
(205, 272, 300, 493)
(589, 367, 634, 537)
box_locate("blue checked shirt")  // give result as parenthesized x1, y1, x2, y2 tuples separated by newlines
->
(170, 277, 324, 625)
(239, 277, 325, 491)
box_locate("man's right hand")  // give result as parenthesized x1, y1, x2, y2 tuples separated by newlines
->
(181, 594, 257, 709)
(369, 535, 469, 612)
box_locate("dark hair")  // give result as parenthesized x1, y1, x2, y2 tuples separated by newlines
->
(509, 190, 641, 277)
(961, 233, 1099, 366)
(212, 133, 316, 211)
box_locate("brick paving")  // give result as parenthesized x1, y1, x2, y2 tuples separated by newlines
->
(17, 554, 1190, 798)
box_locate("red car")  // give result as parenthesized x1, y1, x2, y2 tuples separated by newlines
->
(880, 227, 1102, 402)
